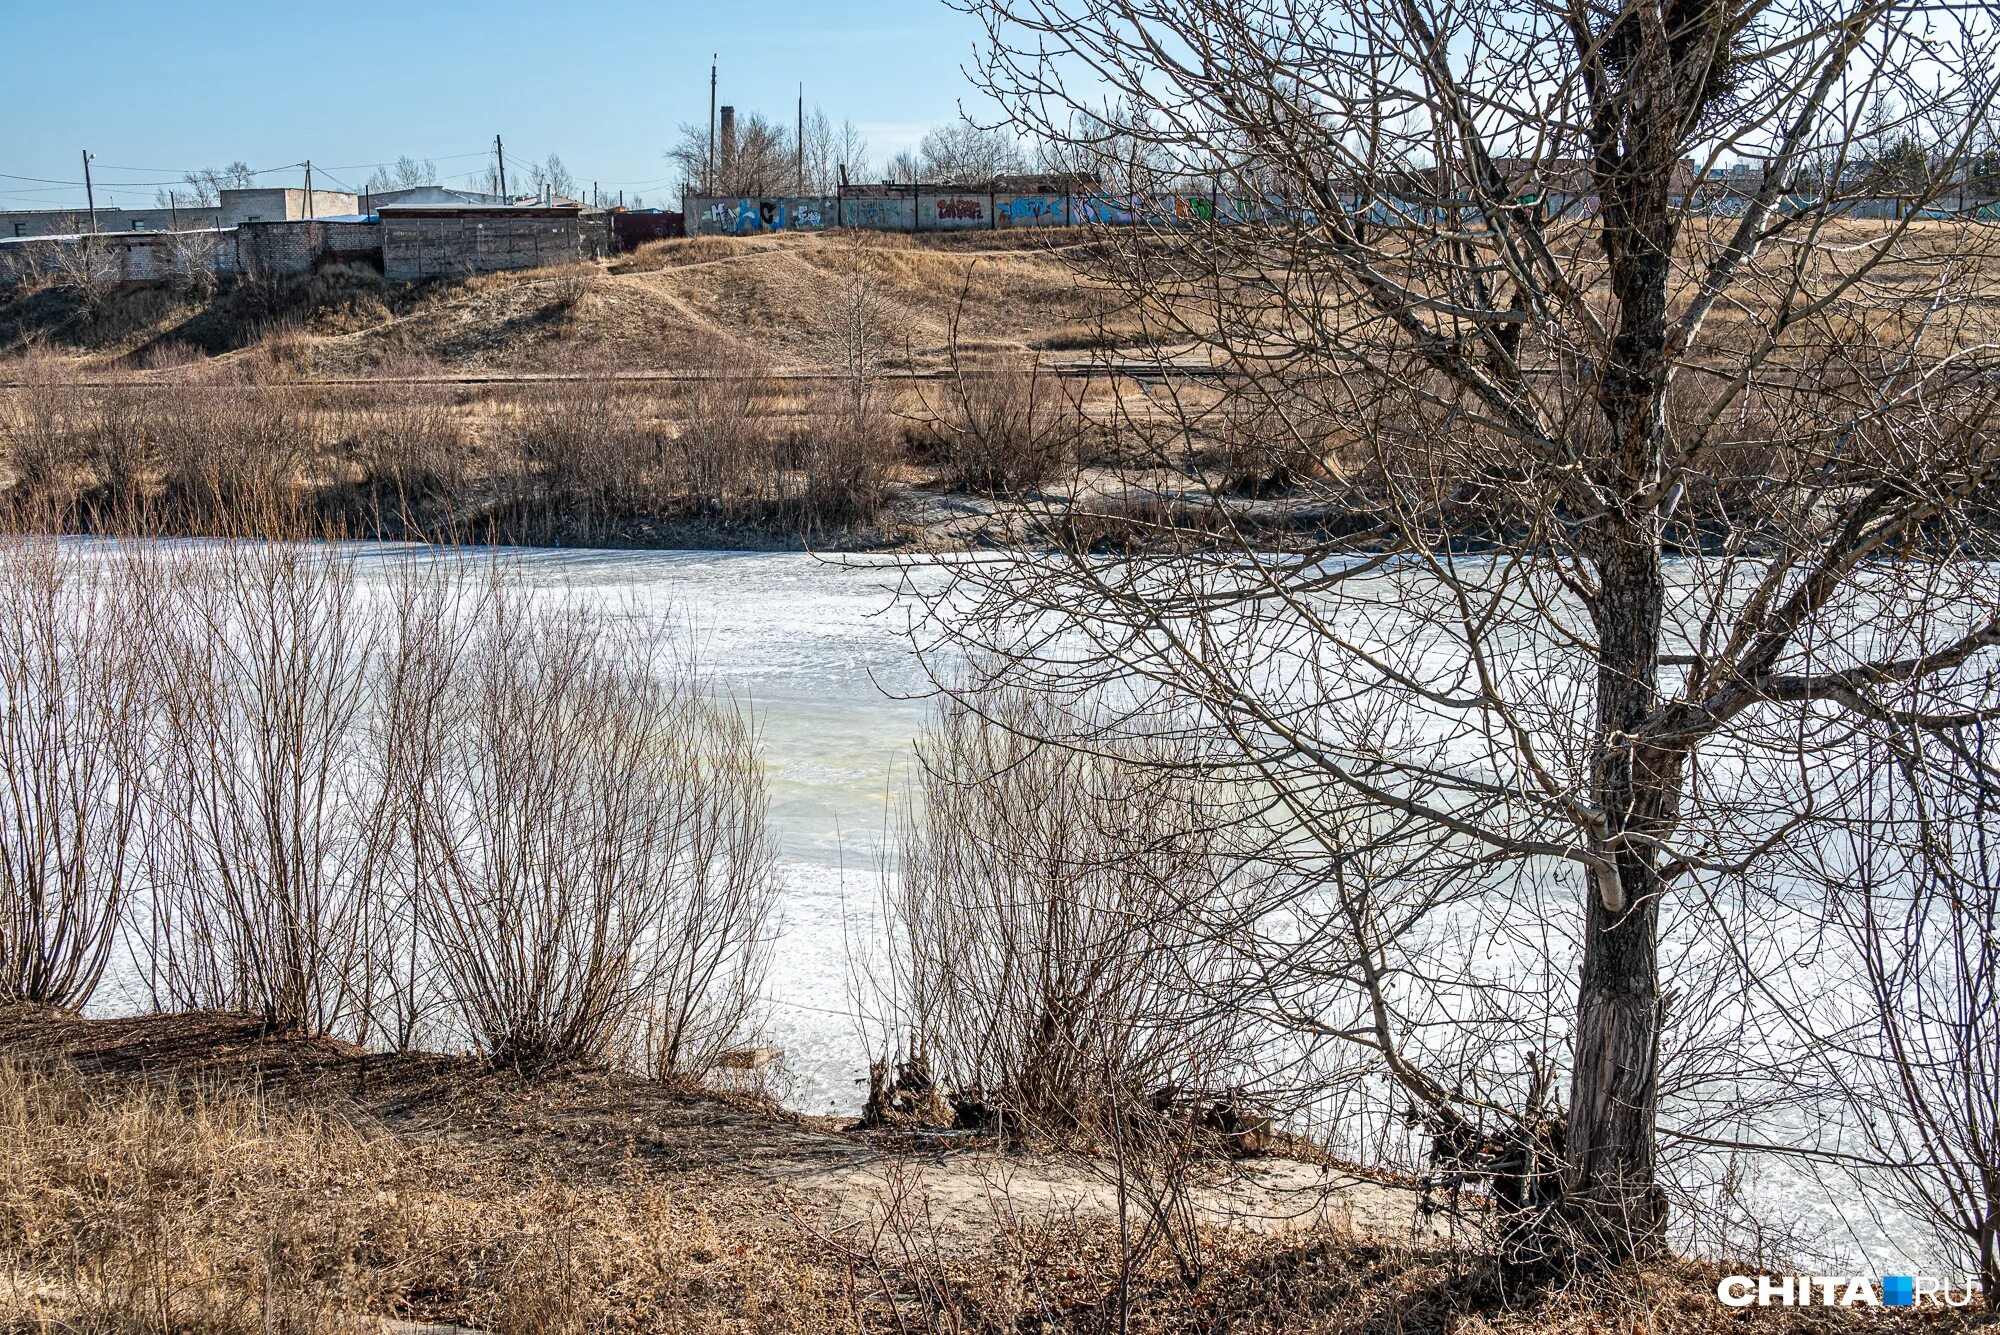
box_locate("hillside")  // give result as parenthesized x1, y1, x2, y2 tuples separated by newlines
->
(0, 230, 1147, 378)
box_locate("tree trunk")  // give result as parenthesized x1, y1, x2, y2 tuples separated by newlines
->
(1566, 532, 1674, 1260)
(1554, 8, 1696, 1238)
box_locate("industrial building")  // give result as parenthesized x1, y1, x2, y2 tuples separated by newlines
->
(0, 187, 359, 239)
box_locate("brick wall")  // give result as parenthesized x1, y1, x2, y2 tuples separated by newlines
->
(381, 214, 607, 281)
(1, 213, 613, 289)
(233, 220, 382, 277)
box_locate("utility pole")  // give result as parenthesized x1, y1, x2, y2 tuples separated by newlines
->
(169, 191, 178, 232)
(81, 150, 98, 233)
(304, 160, 314, 218)
(708, 55, 718, 194)
(798, 83, 805, 194)
(495, 134, 508, 200)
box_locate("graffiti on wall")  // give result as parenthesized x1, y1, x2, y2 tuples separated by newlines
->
(842, 197, 910, 229)
(934, 197, 985, 221)
(999, 195, 1067, 226)
(694, 197, 835, 235)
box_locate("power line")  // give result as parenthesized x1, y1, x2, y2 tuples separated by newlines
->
(314, 149, 493, 172)
(0, 162, 304, 189)
(0, 152, 497, 194)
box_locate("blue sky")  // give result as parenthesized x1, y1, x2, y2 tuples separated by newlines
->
(0, 0, 990, 211)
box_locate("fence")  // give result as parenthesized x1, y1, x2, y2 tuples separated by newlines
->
(684, 183, 2000, 237)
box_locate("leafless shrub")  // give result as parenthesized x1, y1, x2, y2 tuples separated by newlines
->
(347, 393, 472, 504)
(47, 238, 122, 314)
(83, 388, 159, 516)
(0, 537, 150, 1007)
(891, 683, 1242, 1135)
(142, 542, 389, 1038)
(674, 365, 781, 513)
(166, 228, 223, 298)
(411, 590, 777, 1070)
(152, 387, 318, 527)
(2, 362, 90, 507)
(924, 355, 1081, 495)
(785, 383, 902, 531)
(506, 378, 663, 521)
(1211, 391, 1339, 497)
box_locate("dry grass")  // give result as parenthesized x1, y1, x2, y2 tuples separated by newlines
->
(0, 1012, 1945, 1334)
(0, 361, 915, 545)
(0, 1047, 838, 1334)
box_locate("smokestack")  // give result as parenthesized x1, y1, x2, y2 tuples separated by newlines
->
(719, 105, 737, 189)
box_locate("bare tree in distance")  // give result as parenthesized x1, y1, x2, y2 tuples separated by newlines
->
(905, 0, 2000, 1266)
(529, 153, 578, 200)
(918, 122, 1030, 182)
(363, 155, 441, 195)
(799, 108, 873, 193)
(156, 162, 256, 209)
(669, 113, 799, 196)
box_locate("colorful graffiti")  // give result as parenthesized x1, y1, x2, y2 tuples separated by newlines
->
(692, 196, 836, 236)
(999, 195, 1067, 225)
(685, 183, 1966, 236)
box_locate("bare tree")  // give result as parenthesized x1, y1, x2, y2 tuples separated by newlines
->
(912, 0, 2000, 1265)
(529, 153, 577, 200)
(160, 162, 257, 208)
(918, 123, 1030, 183)
(363, 155, 440, 195)
(1781, 718, 2000, 1303)
(799, 108, 873, 192)
(668, 114, 797, 196)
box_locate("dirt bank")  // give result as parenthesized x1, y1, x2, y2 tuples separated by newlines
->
(0, 1008, 1965, 1334)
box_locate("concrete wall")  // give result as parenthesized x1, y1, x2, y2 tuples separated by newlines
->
(233, 220, 383, 277)
(0, 229, 237, 285)
(382, 214, 608, 281)
(0, 188, 355, 239)
(837, 194, 916, 233)
(688, 196, 838, 236)
(689, 191, 1094, 235)
(689, 189, 1239, 234)
(0, 205, 224, 239)
(218, 188, 359, 226)
(0, 212, 616, 289)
